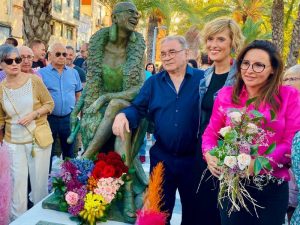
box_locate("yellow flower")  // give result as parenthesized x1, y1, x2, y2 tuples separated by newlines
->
(79, 192, 107, 225)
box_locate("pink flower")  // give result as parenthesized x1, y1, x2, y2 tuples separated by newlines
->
(65, 191, 79, 206)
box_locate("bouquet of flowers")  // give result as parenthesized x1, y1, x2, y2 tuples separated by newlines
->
(209, 98, 276, 216)
(52, 151, 128, 225)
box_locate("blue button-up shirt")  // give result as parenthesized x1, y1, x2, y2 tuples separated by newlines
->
(123, 65, 204, 155)
(39, 64, 82, 116)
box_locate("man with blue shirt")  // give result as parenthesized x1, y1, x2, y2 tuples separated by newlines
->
(39, 43, 82, 167)
(112, 36, 205, 225)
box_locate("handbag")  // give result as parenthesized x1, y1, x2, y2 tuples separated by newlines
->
(2, 85, 53, 152)
(34, 123, 53, 148)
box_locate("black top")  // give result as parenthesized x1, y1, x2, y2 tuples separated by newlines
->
(200, 71, 229, 136)
(74, 65, 86, 83)
(32, 60, 45, 69)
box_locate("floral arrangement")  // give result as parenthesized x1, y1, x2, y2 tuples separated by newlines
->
(208, 98, 276, 216)
(136, 162, 168, 225)
(52, 152, 128, 225)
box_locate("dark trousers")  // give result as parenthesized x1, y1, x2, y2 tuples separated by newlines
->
(220, 179, 288, 225)
(149, 145, 221, 225)
(48, 114, 75, 172)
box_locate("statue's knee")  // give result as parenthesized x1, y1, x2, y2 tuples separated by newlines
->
(109, 99, 130, 108)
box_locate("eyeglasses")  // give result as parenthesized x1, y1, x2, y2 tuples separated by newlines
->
(240, 60, 271, 73)
(55, 52, 67, 57)
(161, 49, 185, 59)
(283, 77, 300, 82)
(21, 55, 34, 61)
(114, 9, 141, 18)
(1, 57, 22, 65)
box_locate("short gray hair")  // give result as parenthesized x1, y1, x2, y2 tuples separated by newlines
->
(0, 44, 19, 62)
(284, 65, 300, 78)
(161, 36, 188, 49)
(66, 45, 74, 51)
(48, 43, 66, 53)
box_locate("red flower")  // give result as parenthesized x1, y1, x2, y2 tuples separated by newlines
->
(96, 153, 107, 161)
(102, 165, 115, 178)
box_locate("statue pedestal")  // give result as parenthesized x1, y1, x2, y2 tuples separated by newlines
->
(42, 192, 135, 224)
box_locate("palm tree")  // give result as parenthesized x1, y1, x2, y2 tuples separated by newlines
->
(286, 3, 300, 67)
(271, 0, 284, 53)
(23, 0, 52, 45)
(134, 0, 196, 63)
(242, 18, 272, 45)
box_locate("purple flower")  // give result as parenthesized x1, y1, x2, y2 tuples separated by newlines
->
(67, 186, 87, 216)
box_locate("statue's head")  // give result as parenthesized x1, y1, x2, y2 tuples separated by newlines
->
(111, 2, 140, 32)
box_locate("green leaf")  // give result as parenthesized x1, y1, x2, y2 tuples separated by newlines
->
(259, 157, 272, 171)
(217, 140, 224, 147)
(264, 143, 276, 155)
(254, 158, 262, 175)
(246, 97, 257, 107)
(251, 110, 264, 118)
(270, 110, 276, 121)
(209, 149, 217, 157)
(250, 145, 258, 155)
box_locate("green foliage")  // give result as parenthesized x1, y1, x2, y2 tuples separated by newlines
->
(241, 18, 272, 45)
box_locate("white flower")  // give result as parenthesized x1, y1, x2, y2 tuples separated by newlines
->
(237, 153, 251, 170)
(224, 156, 237, 169)
(219, 126, 232, 137)
(228, 111, 243, 124)
(246, 123, 258, 134)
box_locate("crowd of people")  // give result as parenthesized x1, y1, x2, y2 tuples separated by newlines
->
(0, 4, 300, 225)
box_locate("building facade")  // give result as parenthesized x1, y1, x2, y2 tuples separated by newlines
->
(0, 0, 23, 45)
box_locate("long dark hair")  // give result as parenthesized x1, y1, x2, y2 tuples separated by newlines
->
(145, 62, 156, 75)
(232, 40, 284, 112)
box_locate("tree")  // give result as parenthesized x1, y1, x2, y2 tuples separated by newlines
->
(271, 0, 284, 53)
(23, 0, 52, 45)
(286, 3, 300, 67)
(241, 18, 272, 45)
(134, 0, 195, 63)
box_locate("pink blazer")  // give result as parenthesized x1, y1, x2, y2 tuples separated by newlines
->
(202, 85, 300, 180)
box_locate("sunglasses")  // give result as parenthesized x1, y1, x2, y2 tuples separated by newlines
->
(1, 57, 22, 65)
(55, 52, 67, 57)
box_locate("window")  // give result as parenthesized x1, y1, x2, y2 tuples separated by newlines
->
(54, 0, 62, 12)
(61, 23, 64, 37)
(67, 0, 71, 7)
(0, 25, 11, 44)
(50, 24, 54, 35)
(73, 0, 80, 20)
(66, 26, 73, 40)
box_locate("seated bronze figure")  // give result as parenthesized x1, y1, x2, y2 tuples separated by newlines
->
(68, 2, 148, 223)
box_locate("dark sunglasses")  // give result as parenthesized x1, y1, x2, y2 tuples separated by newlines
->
(1, 57, 22, 65)
(55, 52, 67, 57)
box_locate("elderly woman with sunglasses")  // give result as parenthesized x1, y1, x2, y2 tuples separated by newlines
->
(0, 44, 54, 221)
(202, 40, 300, 225)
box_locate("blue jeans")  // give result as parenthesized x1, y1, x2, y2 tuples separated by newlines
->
(48, 114, 75, 171)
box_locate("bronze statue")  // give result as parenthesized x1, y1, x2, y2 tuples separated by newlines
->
(68, 2, 147, 223)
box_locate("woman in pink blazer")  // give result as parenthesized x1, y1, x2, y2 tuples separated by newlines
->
(202, 40, 300, 225)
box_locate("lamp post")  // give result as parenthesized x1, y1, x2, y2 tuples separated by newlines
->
(151, 25, 167, 63)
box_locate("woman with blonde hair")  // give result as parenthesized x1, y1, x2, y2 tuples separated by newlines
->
(0, 44, 54, 221)
(196, 17, 244, 225)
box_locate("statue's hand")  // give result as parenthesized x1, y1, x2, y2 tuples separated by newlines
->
(85, 95, 108, 114)
(70, 112, 78, 132)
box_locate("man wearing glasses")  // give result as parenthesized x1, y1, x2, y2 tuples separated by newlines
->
(113, 36, 205, 225)
(39, 43, 82, 171)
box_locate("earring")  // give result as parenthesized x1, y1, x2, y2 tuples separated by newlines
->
(109, 23, 117, 42)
